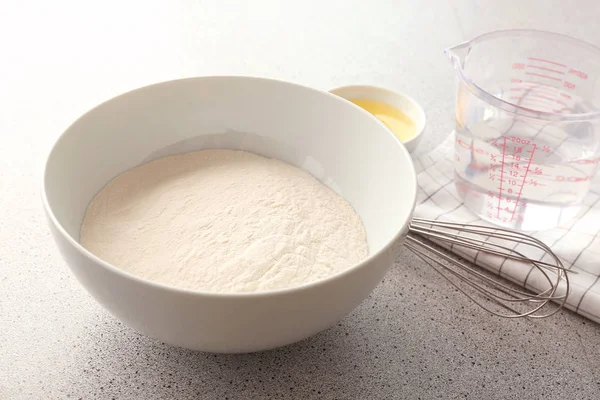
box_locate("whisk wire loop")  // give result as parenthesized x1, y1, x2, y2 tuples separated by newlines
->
(406, 218, 569, 318)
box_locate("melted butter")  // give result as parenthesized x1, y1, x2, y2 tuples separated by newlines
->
(350, 98, 416, 142)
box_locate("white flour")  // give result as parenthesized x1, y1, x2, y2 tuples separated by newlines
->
(80, 149, 369, 293)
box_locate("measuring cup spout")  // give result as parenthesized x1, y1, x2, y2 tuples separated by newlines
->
(445, 42, 471, 69)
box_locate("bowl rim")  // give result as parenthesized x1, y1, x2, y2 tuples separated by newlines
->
(329, 84, 427, 146)
(42, 75, 418, 299)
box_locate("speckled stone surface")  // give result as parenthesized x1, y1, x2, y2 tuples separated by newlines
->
(2, 1, 600, 399)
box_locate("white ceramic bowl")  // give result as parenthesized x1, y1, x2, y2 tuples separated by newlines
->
(329, 85, 426, 154)
(42, 76, 417, 353)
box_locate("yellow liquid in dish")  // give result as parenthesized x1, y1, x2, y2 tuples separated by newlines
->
(350, 98, 416, 142)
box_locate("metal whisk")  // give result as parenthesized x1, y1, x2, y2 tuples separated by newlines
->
(405, 217, 570, 318)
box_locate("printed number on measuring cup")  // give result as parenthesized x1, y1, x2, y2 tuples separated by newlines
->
(510, 137, 530, 145)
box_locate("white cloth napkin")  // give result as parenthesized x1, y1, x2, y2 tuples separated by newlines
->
(413, 133, 600, 323)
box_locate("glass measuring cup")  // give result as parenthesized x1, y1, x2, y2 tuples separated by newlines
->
(446, 30, 600, 231)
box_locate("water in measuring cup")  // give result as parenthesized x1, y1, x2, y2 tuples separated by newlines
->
(446, 30, 600, 230)
(454, 120, 598, 231)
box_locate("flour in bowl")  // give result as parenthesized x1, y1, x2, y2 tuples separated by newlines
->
(80, 150, 369, 293)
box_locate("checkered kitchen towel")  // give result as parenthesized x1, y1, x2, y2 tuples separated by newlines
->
(413, 133, 600, 323)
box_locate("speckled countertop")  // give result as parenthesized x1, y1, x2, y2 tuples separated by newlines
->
(2, 1, 600, 399)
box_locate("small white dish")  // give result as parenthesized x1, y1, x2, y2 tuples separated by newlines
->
(329, 85, 426, 154)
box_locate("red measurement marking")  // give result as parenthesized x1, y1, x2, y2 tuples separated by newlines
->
(527, 91, 561, 100)
(521, 84, 561, 95)
(556, 175, 594, 182)
(470, 163, 488, 172)
(522, 98, 555, 106)
(575, 157, 600, 165)
(525, 106, 553, 113)
(522, 105, 554, 113)
(522, 97, 553, 107)
(523, 103, 556, 112)
(510, 87, 524, 92)
(525, 84, 560, 94)
(510, 143, 537, 222)
(525, 72, 563, 81)
(511, 97, 554, 111)
(509, 97, 547, 106)
(568, 68, 588, 80)
(497, 137, 507, 219)
(523, 80, 559, 88)
(527, 65, 565, 74)
(527, 57, 567, 68)
(527, 94, 568, 106)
